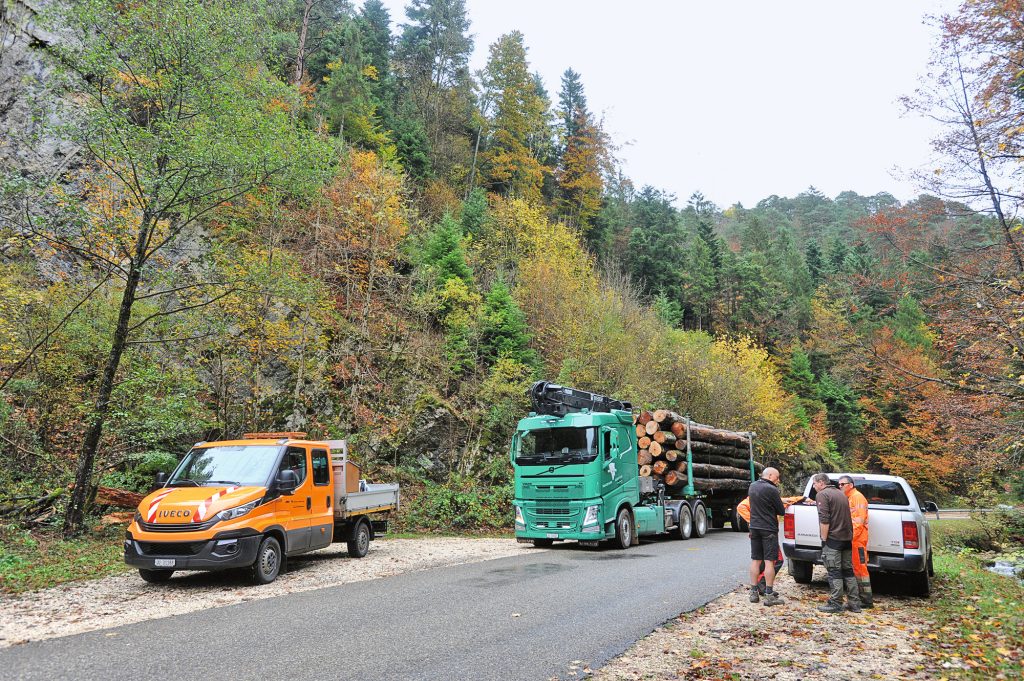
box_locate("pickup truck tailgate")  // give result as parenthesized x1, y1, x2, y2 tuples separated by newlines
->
(789, 504, 909, 554)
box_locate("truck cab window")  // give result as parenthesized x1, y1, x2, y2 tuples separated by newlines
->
(311, 449, 329, 486)
(280, 447, 308, 485)
(603, 431, 612, 460)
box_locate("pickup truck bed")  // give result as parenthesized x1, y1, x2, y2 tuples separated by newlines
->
(337, 483, 400, 516)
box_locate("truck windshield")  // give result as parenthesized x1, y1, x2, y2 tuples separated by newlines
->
(169, 445, 281, 487)
(516, 427, 598, 465)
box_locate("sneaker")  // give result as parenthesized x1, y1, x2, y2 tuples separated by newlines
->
(762, 591, 783, 606)
(749, 587, 760, 603)
(817, 603, 844, 614)
(845, 603, 862, 613)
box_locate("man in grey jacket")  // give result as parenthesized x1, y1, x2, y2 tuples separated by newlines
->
(747, 467, 786, 606)
(812, 473, 862, 613)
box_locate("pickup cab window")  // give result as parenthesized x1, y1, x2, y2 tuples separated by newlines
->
(280, 447, 308, 485)
(516, 427, 598, 465)
(855, 480, 910, 506)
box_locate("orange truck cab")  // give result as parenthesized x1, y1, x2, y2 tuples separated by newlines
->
(124, 433, 399, 585)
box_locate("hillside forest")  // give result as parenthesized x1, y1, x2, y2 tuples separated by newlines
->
(1, 0, 1022, 536)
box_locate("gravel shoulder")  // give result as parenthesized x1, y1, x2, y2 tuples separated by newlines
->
(593, 566, 931, 681)
(0, 537, 530, 648)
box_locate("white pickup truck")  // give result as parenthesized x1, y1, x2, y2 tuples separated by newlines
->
(781, 473, 938, 596)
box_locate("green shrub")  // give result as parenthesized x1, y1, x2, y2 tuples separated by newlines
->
(401, 474, 512, 532)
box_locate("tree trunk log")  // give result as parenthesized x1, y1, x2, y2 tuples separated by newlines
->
(638, 411, 654, 426)
(665, 470, 687, 487)
(664, 449, 678, 462)
(652, 430, 677, 446)
(635, 425, 646, 438)
(638, 436, 652, 449)
(652, 460, 669, 475)
(690, 478, 751, 492)
(649, 441, 663, 457)
(644, 420, 660, 436)
(95, 486, 145, 508)
(690, 463, 752, 479)
(639, 465, 652, 477)
(637, 450, 652, 466)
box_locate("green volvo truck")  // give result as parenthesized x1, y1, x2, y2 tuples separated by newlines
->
(512, 382, 755, 548)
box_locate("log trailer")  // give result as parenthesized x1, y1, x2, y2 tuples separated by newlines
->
(512, 382, 757, 548)
(124, 433, 399, 584)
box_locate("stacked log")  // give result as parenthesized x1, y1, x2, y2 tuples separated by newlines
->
(634, 410, 763, 494)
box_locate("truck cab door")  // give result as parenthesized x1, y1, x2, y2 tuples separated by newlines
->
(276, 446, 312, 554)
(600, 428, 623, 495)
(308, 447, 333, 550)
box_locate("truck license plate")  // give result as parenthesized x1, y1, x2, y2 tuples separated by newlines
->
(154, 559, 175, 568)
(546, 533, 558, 539)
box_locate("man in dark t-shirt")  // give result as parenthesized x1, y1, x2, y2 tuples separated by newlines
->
(747, 467, 786, 606)
(813, 473, 862, 613)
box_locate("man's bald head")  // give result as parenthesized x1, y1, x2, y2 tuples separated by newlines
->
(762, 467, 780, 484)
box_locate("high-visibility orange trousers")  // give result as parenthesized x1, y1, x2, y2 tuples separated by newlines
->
(852, 539, 869, 579)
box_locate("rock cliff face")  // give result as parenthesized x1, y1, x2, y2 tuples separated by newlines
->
(0, 0, 74, 179)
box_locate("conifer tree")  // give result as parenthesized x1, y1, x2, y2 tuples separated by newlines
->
(479, 278, 539, 369)
(480, 31, 549, 201)
(423, 213, 473, 286)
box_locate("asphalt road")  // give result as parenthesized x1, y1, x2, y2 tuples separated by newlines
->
(1, 530, 748, 681)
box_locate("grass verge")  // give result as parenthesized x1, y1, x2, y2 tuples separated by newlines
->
(0, 524, 129, 594)
(919, 549, 1024, 679)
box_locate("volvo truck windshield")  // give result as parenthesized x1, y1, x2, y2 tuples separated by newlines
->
(515, 427, 598, 465)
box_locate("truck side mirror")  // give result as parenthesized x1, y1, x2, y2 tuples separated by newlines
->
(277, 469, 299, 494)
(923, 501, 938, 514)
(152, 471, 168, 491)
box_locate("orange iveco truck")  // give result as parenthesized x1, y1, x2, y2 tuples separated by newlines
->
(124, 432, 399, 584)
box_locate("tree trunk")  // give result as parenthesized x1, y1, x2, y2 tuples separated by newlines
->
(690, 462, 751, 479)
(665, 470, 687, 487)
(639, 464, 652, 477)
(652, 409, 682, 425)
(652, 430, 677, 446)
(637, 449, 652, 466)
(63, 258, 144, 538)
(652, 460, 668, 475)
(293, 0, 315, 86)
(648, 441, 663, 457)
(644, 420, 660, 436)
(635, 424, 646, 438)
(637, 411, 654, 426)
(638, 436, 652, 449)
(663, 449, 678, 462)
(690, 478, 750, 493)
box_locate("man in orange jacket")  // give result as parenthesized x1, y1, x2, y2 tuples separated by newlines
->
(839, 475, 873, 608)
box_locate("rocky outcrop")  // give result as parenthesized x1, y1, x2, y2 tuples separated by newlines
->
(0, 0, 76, 179)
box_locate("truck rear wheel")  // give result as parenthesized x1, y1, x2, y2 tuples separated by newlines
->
(138, 568, 174, 584)
(250, 535, 282, 585)
(692, 503, 708, 538)
(908, 566, 931, 597)
(613, 508, 633, 549)
(789, 559, 813, 584)
(730, 507, 748, 532)
(347, 519, 371, 558)
(676, 504, 692, 540)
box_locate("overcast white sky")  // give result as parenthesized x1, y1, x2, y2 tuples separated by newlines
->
(379, 1, 958, 209)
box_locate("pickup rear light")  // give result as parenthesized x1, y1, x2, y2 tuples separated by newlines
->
(902, 520, 919, 549)
(783, 511, 795, 540)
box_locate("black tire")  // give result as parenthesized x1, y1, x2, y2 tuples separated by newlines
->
(692, 503, 708, 538)
(138, 568, 174, 584)
(531, 538, 554, 548)
(789, 559, 813, 584)
(676, 504, 693, 540)
(908, 567, 931, 597)
(250, 535, 282, 585)
(613, 508, 633, 549)
(927, 550, 934, 577)
(347, 519, 371, 558)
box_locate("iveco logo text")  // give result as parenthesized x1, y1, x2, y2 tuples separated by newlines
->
(158, 510, 191, 518)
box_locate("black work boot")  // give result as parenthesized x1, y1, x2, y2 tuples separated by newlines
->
(762, 590, 783, 606)
(858, 578, 874, 608)
(818, 602, 844, 613)
(843, 576, 863, 612)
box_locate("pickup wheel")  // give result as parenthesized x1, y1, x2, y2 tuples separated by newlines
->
(676, 504, 693, 540)
(908, 566, 932, 597)
(927, 550, 934, 577)
(613, 508, 633, 549)
(347, 519, 371, 558)
(531, 539, 554, 548)
(138, 568, 174, 584)
(789, 559, 813, 584)
(250, 535, 282, 585)
(692, 503, 708, 538)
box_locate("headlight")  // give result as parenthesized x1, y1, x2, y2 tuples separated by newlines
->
(582, 505, 601, 529)
(514, 505, 525, 527)
(216, 500, 259, 522)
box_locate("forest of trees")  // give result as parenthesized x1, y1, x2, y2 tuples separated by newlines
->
(1, 0, 1022, 535)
